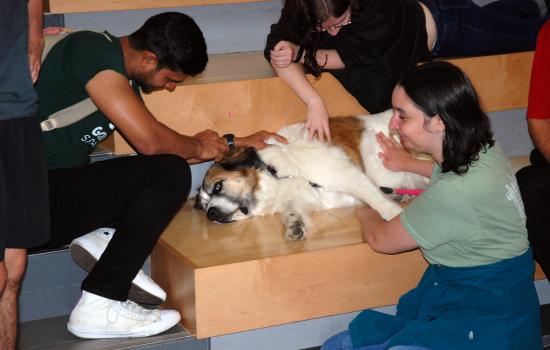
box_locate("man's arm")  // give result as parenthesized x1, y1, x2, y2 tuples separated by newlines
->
(85, 70, 227, 163)
(28, 0, 44, 84)
(528, 118, 550, 163)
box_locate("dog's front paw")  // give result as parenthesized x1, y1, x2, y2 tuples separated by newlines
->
(285, 219, 306, 240)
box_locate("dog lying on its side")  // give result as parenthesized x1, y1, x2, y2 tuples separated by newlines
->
(194, 109, 430, 240)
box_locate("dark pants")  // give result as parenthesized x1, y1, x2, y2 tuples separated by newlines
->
(516, 149, 550, 278)
(419, 0, 549, 57)
(44, 154, 191, 301)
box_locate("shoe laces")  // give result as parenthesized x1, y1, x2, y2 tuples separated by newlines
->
(96, 228, 115, 240)
(106, 300, 160, 324)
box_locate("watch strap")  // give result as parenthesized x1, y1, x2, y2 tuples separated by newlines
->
(292, 46, 305, 63)
(223, 134, 235, 149)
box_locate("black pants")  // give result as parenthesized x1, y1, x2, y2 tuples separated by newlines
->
(517, 149, 550, 278)
(44, 154, 191, 301)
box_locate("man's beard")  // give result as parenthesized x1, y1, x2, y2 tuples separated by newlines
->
(133, 70, 160, 93)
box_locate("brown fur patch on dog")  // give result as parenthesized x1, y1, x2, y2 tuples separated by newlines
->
(328, 116, 365, 172)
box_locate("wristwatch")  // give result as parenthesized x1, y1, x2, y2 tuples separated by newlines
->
(223, 134, 235, 149)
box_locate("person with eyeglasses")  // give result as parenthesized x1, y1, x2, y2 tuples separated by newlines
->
(265, 0, 550, 142)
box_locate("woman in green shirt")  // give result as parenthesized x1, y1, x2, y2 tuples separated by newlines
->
(321, 61, 540, 350)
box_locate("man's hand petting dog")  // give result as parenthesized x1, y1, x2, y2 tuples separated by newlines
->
(234, 130, 288, 150)
(192, 130, 228, 162)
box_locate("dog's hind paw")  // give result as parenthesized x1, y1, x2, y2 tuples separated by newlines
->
(389, 194, 413, 203)
(285, 220, 306, 240)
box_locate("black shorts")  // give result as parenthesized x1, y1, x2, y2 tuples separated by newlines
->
(0, 112, 50, 261)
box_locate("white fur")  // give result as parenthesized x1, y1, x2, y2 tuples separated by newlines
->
(199, 109, 430, 240)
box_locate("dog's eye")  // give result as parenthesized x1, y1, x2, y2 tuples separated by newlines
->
(213, 182, 222, 194)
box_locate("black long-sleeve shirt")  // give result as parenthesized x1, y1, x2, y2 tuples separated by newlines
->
(265, 0, 433, 113)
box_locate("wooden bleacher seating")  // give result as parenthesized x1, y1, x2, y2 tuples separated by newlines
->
(44, 0, 278, 14)
(97, 50, 543, 339)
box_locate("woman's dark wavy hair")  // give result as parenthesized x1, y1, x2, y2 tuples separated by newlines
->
(280, 0, 364, 77)
(129, 12, 208, 77)
(397, 61, 494, 175)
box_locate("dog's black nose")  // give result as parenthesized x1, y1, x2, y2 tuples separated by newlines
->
(207, 207, 218, 221)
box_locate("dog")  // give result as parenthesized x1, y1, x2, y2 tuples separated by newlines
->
(194, 109, 430, 240)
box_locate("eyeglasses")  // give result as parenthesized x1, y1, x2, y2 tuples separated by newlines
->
(316, 19, 352, 32)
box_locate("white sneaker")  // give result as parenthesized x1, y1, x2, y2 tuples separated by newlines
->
(67, 291, 181, 339)
(70, 228, 167, 305)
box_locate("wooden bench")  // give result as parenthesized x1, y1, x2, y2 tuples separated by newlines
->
(44, 0, 278, 14)
(102, 50, 543, 339)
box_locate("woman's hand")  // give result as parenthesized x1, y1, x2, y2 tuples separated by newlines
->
(235, 131, 288, 150)
(376, 132, 413, 172)
(270, 41, 300, 69)
(303, 97, 331, 142)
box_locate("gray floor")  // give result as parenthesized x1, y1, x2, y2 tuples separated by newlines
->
(18, 315, 193, 350)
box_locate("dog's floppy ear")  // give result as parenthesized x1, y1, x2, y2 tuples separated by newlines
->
(220, 146, 267, 172)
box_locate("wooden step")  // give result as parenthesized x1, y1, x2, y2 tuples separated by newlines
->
(151, 160, 544, 339)
(112, 50, 535, 156)
(45, 0, 277, 14)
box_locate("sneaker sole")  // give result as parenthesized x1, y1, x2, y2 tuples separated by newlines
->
(70, 244, 165, 305)
(67, 311, 181, 339)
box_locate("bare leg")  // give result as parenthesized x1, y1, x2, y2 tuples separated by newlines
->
(0, 248, 27, 350)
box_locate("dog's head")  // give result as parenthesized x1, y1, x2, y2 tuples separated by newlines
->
(194, 146, 267, 223)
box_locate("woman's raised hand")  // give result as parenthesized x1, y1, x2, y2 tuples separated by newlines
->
(376, 132, 413, 172)
(303, 98, 331, 142)
(270, 41, 300, 68)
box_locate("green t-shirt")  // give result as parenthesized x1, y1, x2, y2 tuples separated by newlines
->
(35, 31, 143, 170)
(400, 141, 529, 267)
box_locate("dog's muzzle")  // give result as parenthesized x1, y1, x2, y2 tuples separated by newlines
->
(207, 207, 235, 224)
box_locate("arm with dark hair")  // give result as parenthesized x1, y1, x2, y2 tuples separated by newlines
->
(526, 23, 550, 163)
(528, 118, 550, 163)
(85, 70, 228, 163)
(28, 0, 43, 84)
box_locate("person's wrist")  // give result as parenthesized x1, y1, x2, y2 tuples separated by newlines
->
(193, 137, 204, 159)
(402, 156, 417, 173)
(292, 45, 305, 63)
(233, 137, 244, 146)
(304, 93, 324, 107)
(223, 134, 235, 149)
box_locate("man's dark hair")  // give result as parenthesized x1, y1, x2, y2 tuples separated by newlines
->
(397, 61, 494, 175)
(129, 12, 208, 76)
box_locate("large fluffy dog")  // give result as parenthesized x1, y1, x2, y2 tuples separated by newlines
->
(194, 110, 430, 240)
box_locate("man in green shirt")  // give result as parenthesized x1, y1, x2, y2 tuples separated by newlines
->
(35, 12, 283, 339)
